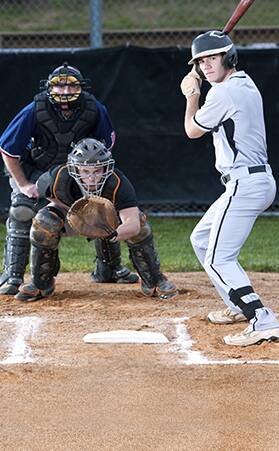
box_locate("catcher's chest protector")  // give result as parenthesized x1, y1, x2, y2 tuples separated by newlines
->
(31, 92, 99, 170)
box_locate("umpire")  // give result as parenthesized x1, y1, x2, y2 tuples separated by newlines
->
(0, 62, 137, 295)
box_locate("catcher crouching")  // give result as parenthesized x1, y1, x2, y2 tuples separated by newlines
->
(15, 138, 177, 302)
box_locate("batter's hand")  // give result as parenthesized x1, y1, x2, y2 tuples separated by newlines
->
(180, 67, 202, 99)
(20, 182, 39, 199)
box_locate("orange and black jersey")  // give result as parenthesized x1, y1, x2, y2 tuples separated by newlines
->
(38, 165, 138, 211)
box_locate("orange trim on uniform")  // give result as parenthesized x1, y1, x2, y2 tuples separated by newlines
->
(52, 165, 68, 200)
(111, 171, 121, 205)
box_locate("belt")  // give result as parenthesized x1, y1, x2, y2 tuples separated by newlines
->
(220, 165, 267, 185)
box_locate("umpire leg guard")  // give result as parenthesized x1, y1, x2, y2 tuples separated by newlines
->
(0, 192, 47, 295)
(16, 206, 64, 302)
(91, 238, 139, 284)
(127, 228, 177, 300)
(0, 217, 31, 295)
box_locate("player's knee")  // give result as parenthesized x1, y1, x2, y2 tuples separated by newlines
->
(9, 205, 36, 223)
(30, 206, 65, 249)
(127, 222, 151, 245)
(190, 229, 204, 255)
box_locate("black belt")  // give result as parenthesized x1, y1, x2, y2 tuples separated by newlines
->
(221, 165, 267, 185)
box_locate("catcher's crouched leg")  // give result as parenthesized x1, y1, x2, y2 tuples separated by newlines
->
(91, 238, 139, 284)
(127, 224, 177, 300)
(16, 206, 64, 302)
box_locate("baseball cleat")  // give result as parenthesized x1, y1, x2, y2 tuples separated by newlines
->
(15, 282, 55, 302)
(207, 307, 246, 324)
(223, 325, 279, 346)
(0, 282, 21, 295)
(141, 276, 178, 300)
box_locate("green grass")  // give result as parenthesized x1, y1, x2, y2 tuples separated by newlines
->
(0, 216, 278, 273)
(0, 0, 278, 32)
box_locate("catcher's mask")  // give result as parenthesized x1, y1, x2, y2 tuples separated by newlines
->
(188, 30, 238, 78)
(67, 138, 115, 197)
(40, 62, 90, 110)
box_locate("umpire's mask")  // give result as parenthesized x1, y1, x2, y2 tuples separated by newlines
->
(40, 62, 90, 111)
(67, 138, 115, 197)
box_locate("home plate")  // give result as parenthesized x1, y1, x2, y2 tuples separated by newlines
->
(83, 330, 169, 344)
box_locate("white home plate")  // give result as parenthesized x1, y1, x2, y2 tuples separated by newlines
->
(83, 330, 169, 344)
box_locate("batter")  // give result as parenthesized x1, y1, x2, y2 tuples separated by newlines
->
(180, 30, 279, 346)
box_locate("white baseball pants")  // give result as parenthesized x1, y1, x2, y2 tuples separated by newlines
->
(190, 166, 276, 312)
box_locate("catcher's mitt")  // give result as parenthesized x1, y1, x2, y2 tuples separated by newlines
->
(67, 196, 119, 239)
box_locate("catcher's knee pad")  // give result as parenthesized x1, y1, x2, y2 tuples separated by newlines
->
(229, 286, 263, 321)
(31, 206, 65, 249)
(127, 221, 152, 245)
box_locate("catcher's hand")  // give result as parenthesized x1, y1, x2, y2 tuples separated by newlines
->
(180, 66, 202, 99)
(67, 196, 119, 240)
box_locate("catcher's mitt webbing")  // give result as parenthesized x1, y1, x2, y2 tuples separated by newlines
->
(66, 196, 119, 239)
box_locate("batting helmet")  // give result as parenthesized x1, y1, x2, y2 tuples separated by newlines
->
(67, 138, 115, 197)
(188, 30, 238, 69)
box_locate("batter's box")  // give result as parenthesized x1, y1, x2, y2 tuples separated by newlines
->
(165, 316, 279, 365)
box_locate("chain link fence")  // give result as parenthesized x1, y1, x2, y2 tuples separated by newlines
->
(0, 0, 278, 49)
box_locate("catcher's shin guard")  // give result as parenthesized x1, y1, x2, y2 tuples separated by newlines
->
(127, 234, 177, 300)
(91, 238, 139, 284)
(16, 245, 59, 302)
(0, 218, 31, 295)
(16, 205, 64, 301)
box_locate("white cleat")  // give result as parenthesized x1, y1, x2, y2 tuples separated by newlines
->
(223, 325, 279, 347)
(207, 307, 246, 324)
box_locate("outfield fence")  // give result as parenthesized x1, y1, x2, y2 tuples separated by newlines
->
(0, 0, 278, 49)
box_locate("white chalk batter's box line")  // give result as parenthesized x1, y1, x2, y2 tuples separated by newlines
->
(0, 315, 279, 366)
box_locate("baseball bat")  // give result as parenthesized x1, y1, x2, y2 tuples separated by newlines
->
(223, 0, 255, 34)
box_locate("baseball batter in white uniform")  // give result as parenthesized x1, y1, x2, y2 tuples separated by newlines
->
(181, 30, 279, 346)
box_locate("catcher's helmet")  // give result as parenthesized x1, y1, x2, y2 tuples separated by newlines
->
(188, 30, 238, 69)
(40, 62, 90, 110)
(67, 138, 115, 197)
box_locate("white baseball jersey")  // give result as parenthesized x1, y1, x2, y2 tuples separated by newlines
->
(189, 69, 279, 332)
(193, 70, 268, 174)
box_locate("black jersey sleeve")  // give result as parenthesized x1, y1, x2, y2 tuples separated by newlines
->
(37, 165, 82, 206)
(113, 169, 138, 211)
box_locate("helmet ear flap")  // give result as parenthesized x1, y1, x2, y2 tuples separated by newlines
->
(222, 50, 238, 69)
(222, 53, 231, 69)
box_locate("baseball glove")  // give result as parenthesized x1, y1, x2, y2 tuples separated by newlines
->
(67, 196, 119, 239)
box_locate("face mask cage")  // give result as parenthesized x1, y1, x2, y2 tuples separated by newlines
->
(67, 159, 115, 197)
(47, 74, 82, 105)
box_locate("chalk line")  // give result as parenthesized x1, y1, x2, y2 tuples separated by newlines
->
(169, 317, 279, 365)
(0, 316, 42, 364)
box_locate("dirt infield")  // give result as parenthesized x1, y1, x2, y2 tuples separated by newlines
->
(1, 272, 279, 451)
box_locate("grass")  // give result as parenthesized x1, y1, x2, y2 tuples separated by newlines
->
(0, 0, 278, 33)
(0, 216, 278, 273)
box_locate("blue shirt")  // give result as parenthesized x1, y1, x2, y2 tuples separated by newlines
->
(0, 98, 115, 158)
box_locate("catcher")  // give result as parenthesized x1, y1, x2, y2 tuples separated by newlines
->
(15, 138, 177, 302)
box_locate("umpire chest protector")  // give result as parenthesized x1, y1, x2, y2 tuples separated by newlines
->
(31, 91, 99, 170)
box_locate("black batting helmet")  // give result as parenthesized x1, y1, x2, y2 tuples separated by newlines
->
(188, 30, 238, 69)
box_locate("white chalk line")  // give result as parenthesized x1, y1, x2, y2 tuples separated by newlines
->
(168, 317, 279, 366)
(0, 316, 42, 364)
(0, 314, 278, 366)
